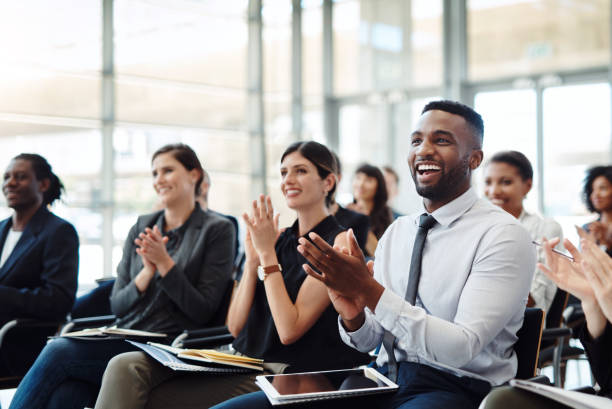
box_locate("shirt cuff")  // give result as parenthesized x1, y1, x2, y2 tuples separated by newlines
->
(373, 287, 408, 332)
(337, 312, 377, 351)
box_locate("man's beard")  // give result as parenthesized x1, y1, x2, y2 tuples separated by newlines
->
(413, 156, 471, 202)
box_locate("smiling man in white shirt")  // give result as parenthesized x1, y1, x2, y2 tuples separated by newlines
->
(298, 100, 536, 409)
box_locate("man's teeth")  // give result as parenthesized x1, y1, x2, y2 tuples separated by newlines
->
(418, 164, 441, 172)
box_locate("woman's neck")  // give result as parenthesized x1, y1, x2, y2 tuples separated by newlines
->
(296, 203, 330, 236)
(356, 199, 374, 215)
(600, 210, 612, 225)
(12, 202, 43, 231)
(164, 200, 196, 231)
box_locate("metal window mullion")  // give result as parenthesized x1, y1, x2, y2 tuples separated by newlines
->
(323, 0, 338, 150)
(442, 0, 467, 102)
(536, 85, 545, 215)
(248, 0, 266, 197)
(292, 0, 303, 141)
(101, 0, 115, 277)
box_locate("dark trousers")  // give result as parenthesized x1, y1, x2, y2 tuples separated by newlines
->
(8, 337, 138, 409)
(211, 362, 492, 409)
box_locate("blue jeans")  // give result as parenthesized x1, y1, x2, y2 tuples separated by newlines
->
(9, 337, 137, 409)
(211, 362, 491, 409)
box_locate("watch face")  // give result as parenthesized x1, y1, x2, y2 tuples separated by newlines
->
(257, 266, 265, 281)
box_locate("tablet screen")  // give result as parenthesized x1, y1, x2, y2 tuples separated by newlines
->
(261, 368, 394, 398)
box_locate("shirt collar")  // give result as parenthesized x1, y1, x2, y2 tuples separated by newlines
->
(155, 201, 200, 237)
(288, 214, 338, 240)
(417, 187, 478, 227)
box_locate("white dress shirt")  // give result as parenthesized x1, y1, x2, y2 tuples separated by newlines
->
(518, 209, 563, 312)
(339, 187, 535, 386)
(0, 229, 22, 268)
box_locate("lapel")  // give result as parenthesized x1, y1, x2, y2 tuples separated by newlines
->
(0, 206, 49, 282)
(172, 207, 204, 275)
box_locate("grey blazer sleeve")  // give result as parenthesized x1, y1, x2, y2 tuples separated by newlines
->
(159, 216, 235, 326)
(109, 223, 142, 316)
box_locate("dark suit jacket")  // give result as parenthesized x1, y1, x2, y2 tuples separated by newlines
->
(0, 205, 79, 323)
(111, 205, 236, 332)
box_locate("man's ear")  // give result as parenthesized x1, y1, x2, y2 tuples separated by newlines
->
(38, 178, 50, 194)
(523, 178, 533, 196)
(469, 150, 483, 170)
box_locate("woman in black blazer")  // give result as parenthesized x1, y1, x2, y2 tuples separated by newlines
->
(8, 144, 236, 409)
(0, 153, 78, 376)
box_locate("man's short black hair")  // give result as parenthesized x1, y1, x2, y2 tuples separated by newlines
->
(421, 100, 484, 146)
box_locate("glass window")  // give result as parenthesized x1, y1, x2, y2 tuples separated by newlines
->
(333, 0, 442, 96)
(115, 0, 248, 87)
(336, 103, 389, 204)
(304, 4, 323, 97)
(468, 0, 610, 80)
(474, 89, 538, 211)
(115, 78, 247, 129)
(543, 82, 610, 243)
(0, 0, 101, 118)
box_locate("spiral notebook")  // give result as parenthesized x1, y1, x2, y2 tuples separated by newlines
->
(127, 341, 261, 374)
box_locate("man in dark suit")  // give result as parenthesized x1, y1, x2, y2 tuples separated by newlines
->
(0, 153, 79, 376)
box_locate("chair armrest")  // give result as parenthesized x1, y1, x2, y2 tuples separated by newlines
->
(170, 326, 230, 347)
(541, 327, 572, 341)
(60, 315, 116, 335)
(182, 326, 230, 339)
(572, 386, 596, 394)
(181, 333, 235, 349)
(0, 319, 64, 347)
(527, 375, 552, 385)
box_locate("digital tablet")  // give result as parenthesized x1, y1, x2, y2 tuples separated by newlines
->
(256, 367, 398, 405)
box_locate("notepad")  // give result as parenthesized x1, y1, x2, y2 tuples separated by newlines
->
(510, 379, 612, 409)
(62, 326, 167, 339)
(128, 341, 263, 373)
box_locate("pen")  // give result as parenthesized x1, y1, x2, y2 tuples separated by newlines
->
(531, 241, 574, 262)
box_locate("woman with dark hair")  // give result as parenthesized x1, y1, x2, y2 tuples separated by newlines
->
(9, 144, 236, 409)
(327, 151, 370, 254)
(347, 163, 393, 256)
(579, 165, 612, 257)
(0, 153, 78, 377)
(483, 150, 562, 312)
(92, 140, 370, 409)
(481, 238, 612, 408)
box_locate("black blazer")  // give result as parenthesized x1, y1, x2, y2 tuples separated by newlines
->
(111, 206, 236, 331)
(0, 205, 79, 323)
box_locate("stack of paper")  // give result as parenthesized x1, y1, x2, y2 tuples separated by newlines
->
(62, 326, 167, 338)
(142, 342, 264, 372)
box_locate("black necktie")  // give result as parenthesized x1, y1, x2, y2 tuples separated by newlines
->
(382, 213, 436, 382)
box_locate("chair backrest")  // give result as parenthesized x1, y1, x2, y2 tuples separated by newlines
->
(545, 288, 569, 329)
(208, 279, 236, 327)
(514, 307, 545, 379)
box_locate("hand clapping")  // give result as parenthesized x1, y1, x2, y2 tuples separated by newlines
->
(134, 225, 173, 276)
(242, 195, 280, 261)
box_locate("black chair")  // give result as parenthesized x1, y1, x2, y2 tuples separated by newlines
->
(170, 279, 235, 349)
(514, 307, 545, 380)
(0, 318, 65, 389)
(537, 289, 586, 387)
